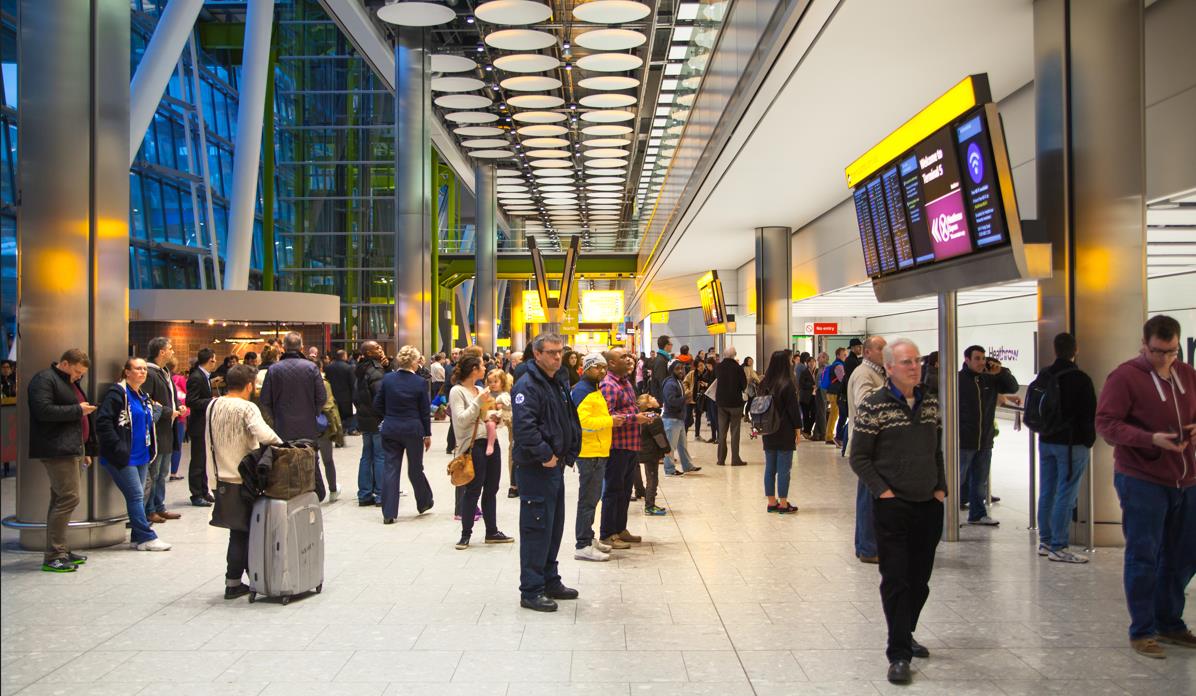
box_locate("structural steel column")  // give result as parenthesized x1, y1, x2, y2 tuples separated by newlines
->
(222, 0, 274, 291)
(128, 0, 204, 165)
(394, 27, 433, 354)
(754, 227, 792, 364)
(475, 165, 498, 352)
(509, 219, 527, 353)
(1035, 0, 1145, 547)
(938, 291, 960, 542)
(10, 0, 129, 550)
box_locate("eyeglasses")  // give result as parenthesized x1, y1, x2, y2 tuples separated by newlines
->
(1147, 347, 1180, 357)
(538, 349, 563, 357)
(891, 358, 921, 368)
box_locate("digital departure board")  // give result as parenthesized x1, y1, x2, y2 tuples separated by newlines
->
(853, 187, 881, 277)
(866, 178, 898, 273)
(955, 113, 1007, 248)
(880, 166, 916, 270)
(899, 154, 937, 264)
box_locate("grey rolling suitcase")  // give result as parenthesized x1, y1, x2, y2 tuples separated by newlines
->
(247, 492, 324, 604)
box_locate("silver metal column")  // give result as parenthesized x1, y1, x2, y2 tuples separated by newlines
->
(128, 0, 203, 165)
(394, 27, 433, 354)
(509, 220, 527, 353)
(755, 227, 793, 363)
(938, 291, 960, 541)
(222, 0, 274, 291)
(475, 165, 498, 352)
(1035, 0, 1145, 548)
(188, 34, 222, 288)
(10, 0, 130, 550)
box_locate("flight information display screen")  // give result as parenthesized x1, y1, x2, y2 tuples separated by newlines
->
(881, 165, 916, 270)
(955, 113, 1007, 248)
(853, 187, 881, 277)
(898, 154, 937, 264)
(866, 178, 898, 273)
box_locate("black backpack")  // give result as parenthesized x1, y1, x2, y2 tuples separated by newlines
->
(1024, 365, 1077, 436)
(749, 393, 782, 436)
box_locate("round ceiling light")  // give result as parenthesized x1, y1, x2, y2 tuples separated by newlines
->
(575, 28, 646, 51)
(496, 168, 522, 176)
(539, 185, 577, 192)
(430, 76, 485, 92)
(587, 176, 626, 183)
(430, 54, 477, 73)
(518, 124, 569, 137)
(476, 0, 552, 25)
(579, 93, 636, 108)
(513, 111, 567, 123)
(377, 1, 455, 26)
(573, 1, 651, 23)
(587, 184, 625, 191)
(581, 124, 633, 136)
(507, 94, 565, 109)
(584, 148, 630, 158)
(455, 126, 504, 137)
(497, 184, 529, 192)
(446, 111, 499, 123)
(584, 138, 631, 148)
(543, 192, 578, 199)
(485, 29, 556, 50)
(522, 137, 570, 148)
(501, 75, 563, 92)
(581, 110, 635, 123)
(575, 53, 643, 73)
(471, 149, 516, 158)
(493, 54, 560, 73)
(531, 160, 571, 168)
(588, 191, 624, 198)
(527, 149, 571, 158)
(435, 94, 492, 109)
(461, 138, 510, 148)
(577, 75, 640, 91)
(586, 168, 627, 176)
(536, 176, 576, 185)
(587, 158, 628, 168)
(532, 168, 568, 177)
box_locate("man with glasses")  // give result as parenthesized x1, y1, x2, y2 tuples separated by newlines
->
(1096, 315, 1196, 659)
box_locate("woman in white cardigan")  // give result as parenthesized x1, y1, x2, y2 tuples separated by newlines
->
(449, 355, 513, 550)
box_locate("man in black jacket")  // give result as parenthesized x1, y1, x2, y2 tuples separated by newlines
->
(325, 350, 357, 436)
(27, 348, 97, 572)
(354, 341, 387, 506)
(648, 335, 672, 400)
(512, 333, 582, 612)
(259, 332, 330, 498)
(143, 337, 182, 524)
(714, 346, 748, 466)
(186, 348, 217, 507)
(839, 338, 864, 452)
(958, 345, 1020, 526)
(1035, 333, 1097, 563)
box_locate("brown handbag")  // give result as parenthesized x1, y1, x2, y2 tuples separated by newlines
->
(447, 414, 481, 487)
(263, 442, 318, 499)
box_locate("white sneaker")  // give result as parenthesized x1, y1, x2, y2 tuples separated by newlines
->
(1047, 548, 1089, 564)
(967, 516, 1000, 526)
(593, 538, 612, 554)
(329, 490, 340, 503)
(133, 538, 172, 552)
(574, 545, 610, 562)
(1037, 544, 1049, 556)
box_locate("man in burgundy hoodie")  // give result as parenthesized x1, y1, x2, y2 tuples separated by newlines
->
(1096, 314, 1196, 659)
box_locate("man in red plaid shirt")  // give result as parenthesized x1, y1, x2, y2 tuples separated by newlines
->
(599, 347, 646, 549)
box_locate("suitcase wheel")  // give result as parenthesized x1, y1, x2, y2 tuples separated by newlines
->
(281, 595, 291, 606)
(315, 584, 323, 594)
(248, 592, 256, 604)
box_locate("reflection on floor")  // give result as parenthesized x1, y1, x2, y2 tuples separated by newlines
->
(2, 421, 1192, 695)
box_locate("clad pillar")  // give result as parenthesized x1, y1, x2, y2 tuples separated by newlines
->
(1035, 0, 1146, 547)
(9, 0, 129, 550)
(475, 165, 497, 352)
(394, 27, 433, 354)
(755, 227, 792, 363)
(508, 219, 527, 353)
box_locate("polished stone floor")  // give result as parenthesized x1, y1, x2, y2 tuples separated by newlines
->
(1, 420, 1192, 695)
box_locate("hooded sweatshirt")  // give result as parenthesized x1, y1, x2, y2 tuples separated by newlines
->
(1096, 354, 1196, 489)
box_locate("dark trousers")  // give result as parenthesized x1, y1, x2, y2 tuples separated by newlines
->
(317, 435, 337, 493)
(811, 391, 827, 441)
(446, 424, 457, 453)
(800, 400, 814, 434)
(600, 449, 637, 539)
(188, 424, 209, 499)
(641, 461, 660, 508)
(517, 463, 565, 600)
(1114, 472, 1196, 639)
(381, 433, 433, 519)
(226, 529, 249, 581)
(39, 457, 82, 562)
(873, 497, 943, 662)
(692, 399, 705, 438)
(461, 439, 501, 537)
(717, 406, 744, 465)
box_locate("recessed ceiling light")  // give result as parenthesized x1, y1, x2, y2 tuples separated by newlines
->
(673, 26, 694, 41)
(660, 79, 679, 91)
(677, 3, 699, 21)
(664, 63, 682, 76)
(668, 45, 688, 60)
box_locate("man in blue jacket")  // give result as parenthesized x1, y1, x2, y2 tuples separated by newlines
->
(512, 333, 582, 612)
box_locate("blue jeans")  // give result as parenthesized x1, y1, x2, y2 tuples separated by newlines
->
(102, 462, 157, 544)
(575, 457, 606, 549)
(662, 417, 694, 474)
(1037, 443, 1089, 550)
(763, 449, 793, 498)
(357, 432, 386, 502)
(1113, 472, 1196, 640)
(855, 479, 877, 557)
(143, 446, 171, 515)
(959, 448, 993, 520)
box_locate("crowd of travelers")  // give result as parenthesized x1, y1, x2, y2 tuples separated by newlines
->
(20, 314, 1195, 681)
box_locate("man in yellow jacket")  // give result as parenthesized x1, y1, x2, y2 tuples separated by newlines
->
(570, 352, 649, 561)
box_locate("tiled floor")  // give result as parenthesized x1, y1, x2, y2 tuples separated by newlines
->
(2, 421, 1192, 695)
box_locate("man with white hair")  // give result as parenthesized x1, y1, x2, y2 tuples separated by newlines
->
(849, 337, 946, 685)
(713, 345, 748, 466)
(846, 336, 887, 564)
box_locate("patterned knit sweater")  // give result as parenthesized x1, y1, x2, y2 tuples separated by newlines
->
(849, 384, 947, 502)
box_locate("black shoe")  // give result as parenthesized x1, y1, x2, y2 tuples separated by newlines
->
(67, 552, 88, 565)
(706, 438, 717, 444)
(485, 532, 514, 544)
(224, 583, 251, 600)
(203, 492, 215, 503)
(911, 639, 930, 659)
(383, 517, 396, 525)
(887, 659, 912, 684)
(507, 487, 519, 498)
(990, 495, 1001, 504)
(190, 496, 213, 507)
(455, 534, 470, 550)
(375, 500, 383, 507)
(960, 501, 969, 510)
(689, 467, 702, 473)
(41, 558, 77, 573)
(731, 461, 747, 467)
(666, 471, 684, 477)
(358, 497, 376, 507)
(520, 594, 559, 612)
(546, 585, 579, 600)
(417, 501, 434, 515)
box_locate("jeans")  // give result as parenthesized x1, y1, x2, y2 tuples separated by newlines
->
(662, 417, 694, 474)
(600, 449, 637, 539)
(518, 463, 566, 600)
(959, 448, 993, 520)
(874, 496, 943, 662)
(1113, 472, 1196, 640)
(143, 446, 171, 515)
(763, 449, 793, 498)
(170, 419, 186, 475)
(38, 457, 82, 562)
(705, 399, 718, 436)
(855, 480, 877, 558)
(717, 406, 744, 465)
(357, 432, 386, 502)
(1037, 443, 1090, 550)
(461, 439, 501, 537)
(575, 457, 606, 549)
(102, 462, 157, 544)
(381, 433, 434, 519)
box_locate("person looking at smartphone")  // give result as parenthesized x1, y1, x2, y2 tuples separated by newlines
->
(1096, 315, 1196, 659)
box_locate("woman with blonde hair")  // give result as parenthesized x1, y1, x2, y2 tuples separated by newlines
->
(373, 345, 434, 524)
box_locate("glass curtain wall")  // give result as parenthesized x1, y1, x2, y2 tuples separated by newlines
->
(1, 0, 15, 357)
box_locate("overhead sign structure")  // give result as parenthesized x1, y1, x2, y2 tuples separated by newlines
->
(812, 322, 839, 335)
(697, 271, 730, 334)
(528, 235, 582, 323)
(580, 290, 625, 324)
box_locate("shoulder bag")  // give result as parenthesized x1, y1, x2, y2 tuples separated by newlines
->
(447, 394, 481, 487)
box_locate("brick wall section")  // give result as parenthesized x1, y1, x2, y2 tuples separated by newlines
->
(129, 322, 327, 371)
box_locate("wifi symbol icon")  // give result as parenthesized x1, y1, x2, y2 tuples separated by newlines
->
(966, 143, 984, 184)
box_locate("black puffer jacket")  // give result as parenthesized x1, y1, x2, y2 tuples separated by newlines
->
(26, 364, 96, 459)
(353, 358, 386, 433)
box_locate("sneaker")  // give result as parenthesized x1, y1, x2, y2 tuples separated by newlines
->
(133, 538, 172, 552)
(41, 558, 77, 573)
(1037, 544, 1049, 556)
(644, 505, 667, 516)
(67, 552, 87, 565)
(1047, 548, 1089, 564)
(688, 467, 702, 473)
(359, 497, 377, 507)
(1158, 629, 1196, 648)
(767, 503, 780, 513)
(603, 534, 631, 550)
(574, 545, 611, 562)
(666, 471, 684, 477)
(618, 530, 642, 543)
(484, 532, 514, 544)
(507, 487, 519, 499)
(967, 516, 1000, 526)
(777, 503, 799, 515)
(1130, 636, 1166, 659)
(190, 496, 212, 507)
(329, 490, 340, 503)
(224, 583, 251, 600)
(455, 534, 470, 550)
(592, 538, 612, 553)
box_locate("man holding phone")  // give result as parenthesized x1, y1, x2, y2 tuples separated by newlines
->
(1097, 314, 1196, 659)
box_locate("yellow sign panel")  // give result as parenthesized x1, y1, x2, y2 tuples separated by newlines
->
(522, 289, 559, 324)
(580, 290, 625, 324)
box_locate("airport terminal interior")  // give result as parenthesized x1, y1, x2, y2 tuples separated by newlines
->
(1, 0, 1195, 693)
